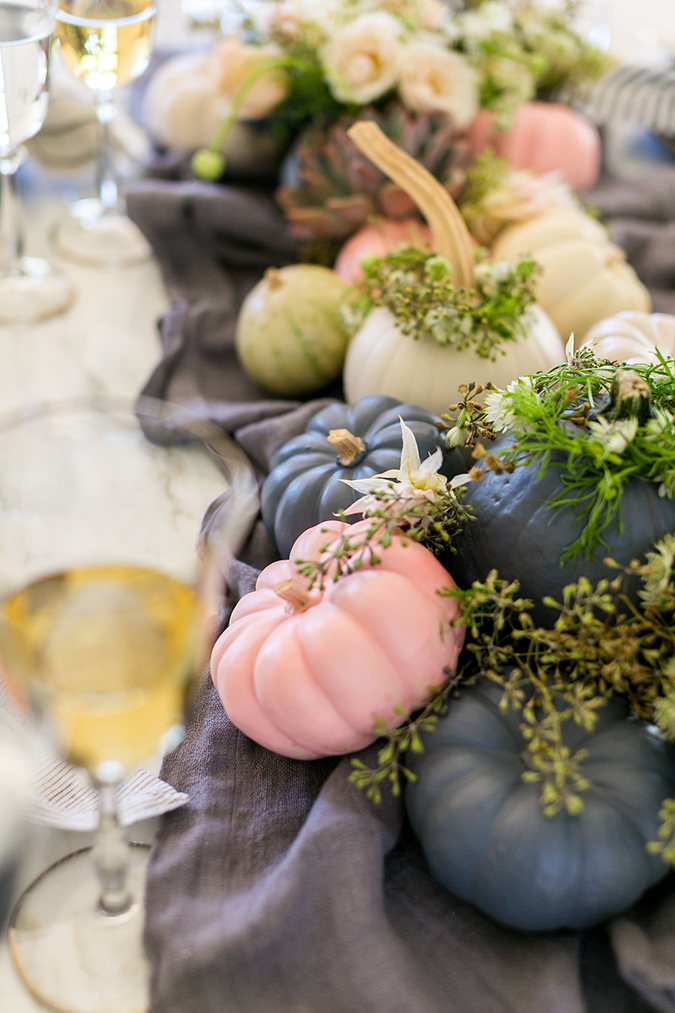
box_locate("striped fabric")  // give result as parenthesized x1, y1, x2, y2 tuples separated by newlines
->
(583, 61, 675, 135)
(0, 677, 188, 831)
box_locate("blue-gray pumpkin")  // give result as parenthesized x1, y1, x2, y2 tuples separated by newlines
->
(450, 430, 675, 626)
(405, 680, 675, 932)
(261, 395, 464, 558)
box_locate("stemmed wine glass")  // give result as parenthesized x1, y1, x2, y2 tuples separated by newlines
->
(0, 397, 258, 1013)
(0, 0, 74, 323)
(51, 0, 156, 266)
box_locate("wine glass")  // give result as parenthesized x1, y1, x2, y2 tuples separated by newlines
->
(0, 0, 75, 324)
(50, 0, 157, 266)
(0, 397, 258, 1013)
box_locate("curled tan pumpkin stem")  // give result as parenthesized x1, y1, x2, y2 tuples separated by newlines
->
(326, 428, 366, 466)
(275, 578, 312, 611)
(347, 121, 475, 290)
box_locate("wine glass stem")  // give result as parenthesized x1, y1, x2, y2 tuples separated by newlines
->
(95, 95, 122, 215)
(93, 782, 132, 917)
(0, 147, 26, 276)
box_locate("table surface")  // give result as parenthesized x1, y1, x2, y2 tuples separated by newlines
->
(0, 2, 196, 1006)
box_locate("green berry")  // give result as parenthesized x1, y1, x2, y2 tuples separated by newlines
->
(191, 148, 226, 181)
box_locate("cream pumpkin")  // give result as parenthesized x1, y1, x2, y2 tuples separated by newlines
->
(236, 265, 350, 396)
(344, 304, 562, 415)
(491, 209, 651, 344)
(340, 123, 565, 414)
(583, 311, 675, 365)
(210, 519, 464, 759)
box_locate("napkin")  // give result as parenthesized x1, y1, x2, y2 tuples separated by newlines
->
(588, 164, 675, 316)
(126, 163, 675, 1013)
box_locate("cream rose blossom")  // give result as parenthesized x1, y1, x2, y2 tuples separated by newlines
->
(321, 12, 404, 105)
(212, 38, 288, 120)
(399, 42, 478, 129)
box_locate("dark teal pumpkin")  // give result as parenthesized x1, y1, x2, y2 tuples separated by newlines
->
(405, 680, 675, 932)
(261, 395, 465, 558)
(451, 432, 675, 626)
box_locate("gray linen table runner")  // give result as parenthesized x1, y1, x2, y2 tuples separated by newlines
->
(126, 172, 675, 1013)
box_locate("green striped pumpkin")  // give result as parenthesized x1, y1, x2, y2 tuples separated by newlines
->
(236, 265, 350, 396)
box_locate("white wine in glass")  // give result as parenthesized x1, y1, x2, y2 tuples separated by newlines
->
(0, 398, 258, 1013)
(0, 0, 74, 323)
(52, 0, 157, 266)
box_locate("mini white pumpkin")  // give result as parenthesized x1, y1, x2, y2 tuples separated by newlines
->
(491, 209, 651, 344)
(142, 51, 284, 173)
(344, 304, 562, 415)
(583, 311, 675, 365)
(341, 123, 565, 416)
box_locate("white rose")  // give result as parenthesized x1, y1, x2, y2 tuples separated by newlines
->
(399, 42, 478, 129)
(321, 12, 404, 105)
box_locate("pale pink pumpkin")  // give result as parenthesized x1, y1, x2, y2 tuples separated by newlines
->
(211, 519, 464, 759)
(465, 102, 601, 192)
(334, 218, 435, 285)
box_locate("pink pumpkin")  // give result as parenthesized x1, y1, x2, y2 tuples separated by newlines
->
(211, 519, 464, 759)
(334, 218, 435, 285)
(465, 102, 601, 192)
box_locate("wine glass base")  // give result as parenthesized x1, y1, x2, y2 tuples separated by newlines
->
(52, 199, 152, 267)
(0, 257, 75, 325)
(8, 844, 151, 1013)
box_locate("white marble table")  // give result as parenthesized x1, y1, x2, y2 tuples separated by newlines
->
(0, 1, 183, 992)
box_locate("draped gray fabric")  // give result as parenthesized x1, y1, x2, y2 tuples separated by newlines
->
(126, 170, 675, 1013)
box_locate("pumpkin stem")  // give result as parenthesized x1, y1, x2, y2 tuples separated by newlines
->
(327, 428, 367, 466)
(602, 369, 654, 426)
(265, 267, 284, 291)
(346, 121, 476, 290)
(275, 578, 312, 611)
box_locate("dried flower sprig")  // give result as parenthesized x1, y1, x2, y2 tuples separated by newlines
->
(342, 248, 540, 360)
(350, 539, 675, 844)
(441, 350, 675, 564)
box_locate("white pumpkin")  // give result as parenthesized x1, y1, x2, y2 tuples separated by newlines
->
(142, 52, 284, 173)
(491, 209, 651, 344)
(583, 311, 675, 365)
(344, 304, 564, 415)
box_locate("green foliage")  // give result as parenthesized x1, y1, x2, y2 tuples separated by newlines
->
(348, 675, 462, 803)
(342, 248, 539, 360)
(294, 482, 472, 592)
(265, 42, 347, 139)
(441, 349, 675, 564)
(349, 545, 675, 854)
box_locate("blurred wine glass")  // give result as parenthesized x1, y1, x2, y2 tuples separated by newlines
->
(0, 717, 32, 935)
(51, 0, 157, 266)
(0, 397, 258, 1013)
(0, 0, 75, 323)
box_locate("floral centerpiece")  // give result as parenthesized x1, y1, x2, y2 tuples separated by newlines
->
(144, 1, 610, 249)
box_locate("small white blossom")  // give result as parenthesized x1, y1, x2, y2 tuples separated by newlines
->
(482, 376, 534, 433)
(341, 417, 449, 517)
(587, 416, 639, 456)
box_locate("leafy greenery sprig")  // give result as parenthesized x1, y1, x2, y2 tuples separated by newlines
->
(441, 349, 675, 564)
(348, 671, 463, 804)
(342, 248, 539, 360)
(351, 538, 675, 852)
(294, 481, 471, 592)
